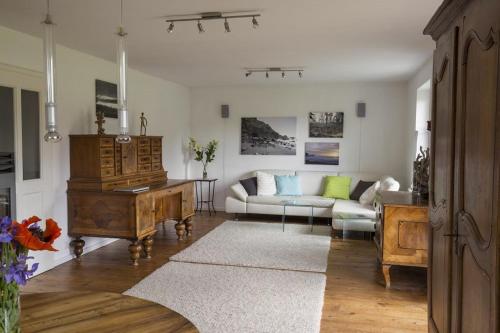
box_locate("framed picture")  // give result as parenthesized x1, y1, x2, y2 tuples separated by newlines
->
(241, 117, 297, 155)
(309, 112, 344, 138)
(305, 142, 339, 165)
(95, 79, 118, 119)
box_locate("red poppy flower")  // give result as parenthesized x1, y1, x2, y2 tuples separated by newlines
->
(14, 216, 61, 251)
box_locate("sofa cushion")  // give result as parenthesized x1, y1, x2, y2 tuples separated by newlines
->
(247, 195, 335, 208)
(332, 199, 377, 220)
(275, 175, 302, 196)
(256, 171, 277, 196)
(295, 171, 339, 195)
(350, 180, 375, 201)
(380, 176, 400, 191)
(359, 181, 381, 205)
(338, 172, 381, 194)
(323, 176, 351, 200)
(239, 177, 257, 196)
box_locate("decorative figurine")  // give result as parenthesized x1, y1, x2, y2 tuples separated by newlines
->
(140, 112, 148, 136)
(413, 146, 430, 200)
(95, 110, 105, 135)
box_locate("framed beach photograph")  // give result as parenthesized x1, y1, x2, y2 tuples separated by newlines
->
(309, 112, 344, 138)
(241, 117, 297, 155)
(305, 142, 339, 165)
(95, 79, 118, 118)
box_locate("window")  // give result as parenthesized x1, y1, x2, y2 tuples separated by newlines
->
(415, 80, 431, 156)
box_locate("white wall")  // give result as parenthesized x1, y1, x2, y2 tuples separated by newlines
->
(0, 26, 191, 274)
(406, 57, 433, 189)
(190, 83, 409, 210)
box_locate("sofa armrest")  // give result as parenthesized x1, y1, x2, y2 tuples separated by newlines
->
(230, 183, 248, 202)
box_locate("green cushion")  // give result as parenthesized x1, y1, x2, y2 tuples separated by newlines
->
(323, 176, 351, 200)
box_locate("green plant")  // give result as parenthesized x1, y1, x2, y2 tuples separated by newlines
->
(189, 138, 218, 177)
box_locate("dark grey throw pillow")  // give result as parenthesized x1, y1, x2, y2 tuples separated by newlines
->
(350, 180, 375, 201)
(240, 177, 258, 196)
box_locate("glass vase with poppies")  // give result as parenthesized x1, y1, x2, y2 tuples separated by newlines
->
(0, 216, 61, 333)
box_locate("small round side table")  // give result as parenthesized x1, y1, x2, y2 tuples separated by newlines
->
(194, 178, 217, 216)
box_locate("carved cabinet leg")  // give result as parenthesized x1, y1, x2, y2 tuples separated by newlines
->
(70, 237, 85, 259)
(128, 240, 142, 266)
(142, 235, 154, 259)
(185, 218, 193, 237)
(382, 264, 391, 288)
(175, 221, 186, 240)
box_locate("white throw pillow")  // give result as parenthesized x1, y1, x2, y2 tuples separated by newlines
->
(380, 176, 400, 191)
(256, 171, 277, 196)
(359, 181, 380, 205)
(230, 183, 248, 202)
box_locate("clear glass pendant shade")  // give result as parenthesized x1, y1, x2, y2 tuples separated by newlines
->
(42, 15, 61, 143)
(115, 27, 131, 144)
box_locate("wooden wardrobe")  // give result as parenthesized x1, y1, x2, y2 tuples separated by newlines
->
(424, 0, 499, 332)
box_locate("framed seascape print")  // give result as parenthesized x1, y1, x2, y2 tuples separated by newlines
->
(95, 79, 118, 118)
(309, 112, 344, 138)
(241, 117, 297, 155)
(305, 142, 339, 165)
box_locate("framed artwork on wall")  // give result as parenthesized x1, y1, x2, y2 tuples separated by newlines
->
(241, 117, 297, 155)
(305, 142, 339, 165)
(95, 79, 118, 119)
(309, 112, 344, 138)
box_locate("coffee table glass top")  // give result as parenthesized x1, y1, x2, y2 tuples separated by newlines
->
(281, 199, 314, 207)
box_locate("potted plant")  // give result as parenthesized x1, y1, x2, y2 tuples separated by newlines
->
(189, 137, 219, 179)
(0, 216, 61, 332)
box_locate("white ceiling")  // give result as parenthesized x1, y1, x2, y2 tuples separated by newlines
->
(0, 0, 441, 87)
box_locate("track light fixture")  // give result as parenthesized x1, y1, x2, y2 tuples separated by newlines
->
(167, 22, 174, 33)
(165, 12, 261, 34)
(244, 67, 304, 79)
(197, 20, 204, 33)
(252, 16, 259, 28)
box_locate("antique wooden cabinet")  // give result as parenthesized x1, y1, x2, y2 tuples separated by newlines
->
(67, 135, 195, 265)
(374, 191, 429, 288)
(424, 0, 500, 332)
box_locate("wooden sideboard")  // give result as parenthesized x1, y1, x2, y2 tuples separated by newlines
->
(67, 135, 195, 265)
(374, 191, 429, 288)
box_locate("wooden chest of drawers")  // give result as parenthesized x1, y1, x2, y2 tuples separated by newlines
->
(68, 135, 166, 191)
(374, 191, 429, 288)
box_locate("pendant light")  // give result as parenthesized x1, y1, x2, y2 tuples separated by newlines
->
(42, 0, 61, 143)
(116, 0, 131, 144)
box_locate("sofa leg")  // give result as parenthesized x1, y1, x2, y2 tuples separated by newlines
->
(333, 229, 343, 239)
(234, 213, 239, 221)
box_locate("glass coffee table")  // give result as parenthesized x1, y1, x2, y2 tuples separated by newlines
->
(281, 200, 314, 232)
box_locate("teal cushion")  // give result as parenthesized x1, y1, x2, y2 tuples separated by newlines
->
(275, 175, 302, 196)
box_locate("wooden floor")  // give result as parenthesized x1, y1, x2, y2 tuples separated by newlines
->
(23, 212, 427, 333)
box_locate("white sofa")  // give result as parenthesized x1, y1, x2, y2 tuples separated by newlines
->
(225, 170, 400, 233)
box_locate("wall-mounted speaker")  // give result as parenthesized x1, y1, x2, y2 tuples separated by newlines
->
(356, 102, 366, 118)
(221, 104, 229, 118)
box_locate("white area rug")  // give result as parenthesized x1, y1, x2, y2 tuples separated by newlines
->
(125, 261, 326, 333)
(170, 221, 331, 273)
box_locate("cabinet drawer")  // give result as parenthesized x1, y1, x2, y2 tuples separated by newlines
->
(151, 138, 161, 147)
(130, 177, 150, 186)
(152, 163, 162, 171)
(151, 146, 161, 154)
(139, 156, 151, 164)
(102, 180, 129, 191)
(101, 157, 114, 168)
(138, 138, 151, 146)
(138, 164, 152, 172)
(100, 137, 114, 147)
(152, 155, 161, 163)
(100, 147, 114, 157)
(138, 146, 151, 155)
(101, 167, 115, 177)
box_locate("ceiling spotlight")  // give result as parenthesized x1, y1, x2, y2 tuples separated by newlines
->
(224, 18, 231, 33)
(266, 72, 269, 78)
(167, 22, 174, 33)
(252, 16, 259, 28)
(245, 71, 251, 77)
(299, 71, 303, 78)
(282, 71, 285, 78)
(197, 20, 205, 33)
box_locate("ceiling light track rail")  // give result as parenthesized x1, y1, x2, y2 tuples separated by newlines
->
(244, 67, 304, 79)
(166, 12, 260, 33)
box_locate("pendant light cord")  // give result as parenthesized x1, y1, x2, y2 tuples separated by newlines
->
(120, 0, 123, 27)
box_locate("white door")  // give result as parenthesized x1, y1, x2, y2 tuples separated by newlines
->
(0, 64, 51, 222)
